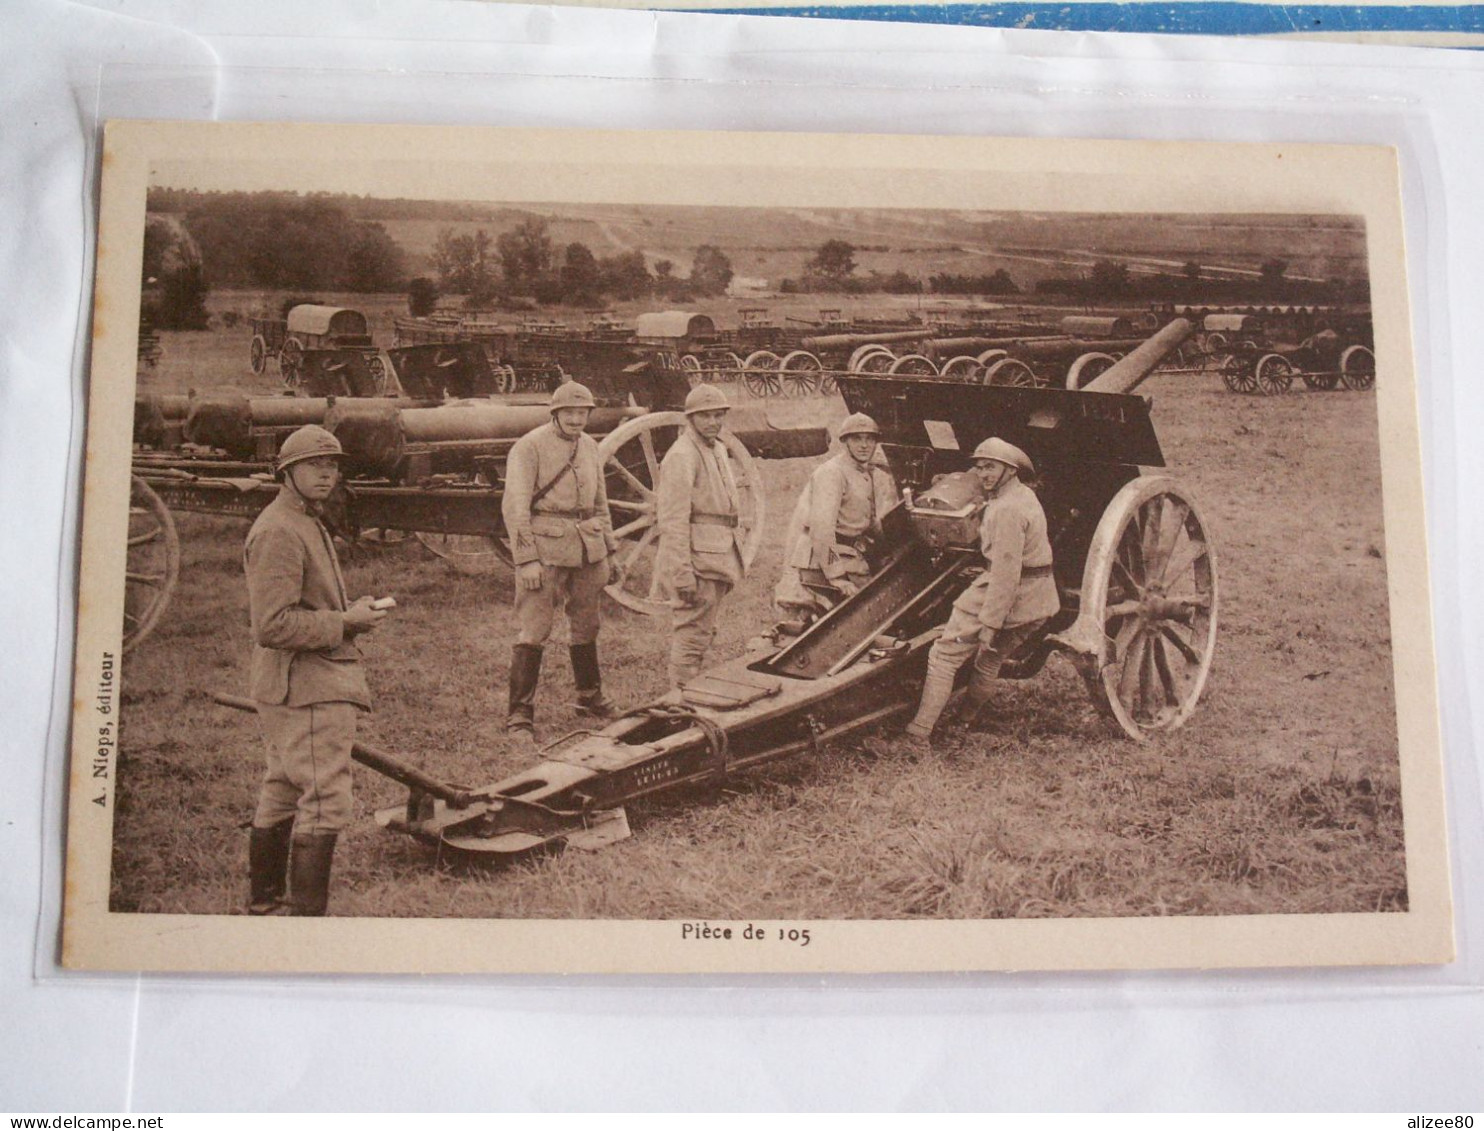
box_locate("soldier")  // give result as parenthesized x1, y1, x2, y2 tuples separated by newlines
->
(903, 437, 1059, 749)
(244, 425, 388, 916)
(501, 380, 620, 747)
(652, 383, 747, 689)
(774, 412, 897, 628)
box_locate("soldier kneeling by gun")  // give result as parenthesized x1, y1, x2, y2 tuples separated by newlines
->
(773, 412, 898, 633)
(903, 438, 1058, 750)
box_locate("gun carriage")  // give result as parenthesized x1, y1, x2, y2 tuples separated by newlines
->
(211, 318, 1218, 858)
(1185, 307, 1376, 395)
(126, 352, 828, 652)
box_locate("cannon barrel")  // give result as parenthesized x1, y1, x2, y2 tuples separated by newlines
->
(397, 402, 635, 442)
(798, 329, 935, 351)
(1082, 318, 1193, 394)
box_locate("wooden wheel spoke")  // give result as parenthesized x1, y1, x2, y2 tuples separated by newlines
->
(1150, 500, 1189, 577)
(127, 528, 163, 547)
(606, 497, 650, 513)
(618, 523, 659, 571)
(611, 460, 654, 498)
(125, 570, 166, 586)
(1159, 623, 1203, 667)
(1117, 629, 1148, 713)
(1150, 635, 1182, 710)
(1114, 546, 1144, 592)
(1159, 532, 1207, 587)
(1105, 599, 1142, 619)
(611, 515, 654, 541)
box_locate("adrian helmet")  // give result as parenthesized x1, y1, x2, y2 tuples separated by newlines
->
(683, 384, 731, 415)
(836, 412, 880, 440)
(549, 380, 597, 412)
(971, 437, 1033, 475)
(276, 425, 347, 475)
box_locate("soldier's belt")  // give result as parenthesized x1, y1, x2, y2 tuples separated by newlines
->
(691, 512, 739, 528)
(533, 507, 596, 520)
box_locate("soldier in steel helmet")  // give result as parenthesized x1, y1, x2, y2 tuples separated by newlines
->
(903, 436, 1059, 749)
(243, 424, 389, 916)
(500, 380, 621, 747)
(773, 412, 898, 629)
(652, 383, 748, 689)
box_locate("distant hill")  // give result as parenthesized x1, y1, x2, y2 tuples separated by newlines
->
(147, 188, 1367, 292)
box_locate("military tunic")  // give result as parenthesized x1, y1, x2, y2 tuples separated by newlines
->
(501, 421, 618, 646)
(244, 486, 370, 834)
(652, 425, 746, 687)
(908, 475, 1059, 737)
(774, 450, 897, 615)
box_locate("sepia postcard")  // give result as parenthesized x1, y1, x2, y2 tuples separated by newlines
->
(62, 120, 1452, 974)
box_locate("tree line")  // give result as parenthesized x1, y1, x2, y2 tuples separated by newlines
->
(425, 217, 734, 309)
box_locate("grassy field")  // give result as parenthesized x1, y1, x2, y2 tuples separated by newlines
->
(113, 316, 1406, 920)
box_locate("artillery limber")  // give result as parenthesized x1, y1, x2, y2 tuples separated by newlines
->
(252, 318, 1217, 859)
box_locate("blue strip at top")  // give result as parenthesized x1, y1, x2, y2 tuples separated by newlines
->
(702, 3, 1484, 36)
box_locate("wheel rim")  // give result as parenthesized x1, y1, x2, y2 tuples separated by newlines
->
(415, 531, 514, 575)
(1065, 352, 1117, 391)
(1339, 345, 1375, 391)
(1217, 355, 1257, 394)
(939, 355, 982, 382)
(779, 351, 822, 397)
(858, 350, 896, 374)
(1080, 478, 1218, 740)
(124, 477, 180, 653)
(1254, 354, 1294, 395)
(596, 411, 765, 616)
(888, 354, 939, 377)
(279, 338, 304, 390)
(250, 336, 267, 374)
(982, 358, 1037, 387)
(848, 345, 892, 373)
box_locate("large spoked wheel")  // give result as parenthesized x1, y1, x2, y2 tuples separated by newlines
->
(1079, 477, 1218, 741)
(415, 531, 514, 575)
(278, 337, 304, 390)
(779, 350, 822, 398)
(1253, 353, 1294, 396)
(982, 357, 1037, 387)
(250, 334, 268, 375)
(1065, 351, 1118, 391)
(1302, 371, 1340, 391)
(939, 355, 983, 382)
(888, 353, 939, 377)
(742, 351, 782, 398)
(848, 344, 892, 373)
(680, 354, 704, 387)
(596, 412, 766, 616)
(1339, 345, 1376, 391)
(124, 476, 180, 654)
(857, 350, 896, 375)
(1216, 355, 1257, 394)
(366, 352, 396, 396)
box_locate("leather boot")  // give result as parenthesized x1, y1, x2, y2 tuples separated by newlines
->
(288, 832, 338, 917)
(569, 643, 617, 718)
(507, 643, 543, 745)
(904, 666, 956, 746)
(956, 654, 1003, 730)
(247, 818, 294, 915)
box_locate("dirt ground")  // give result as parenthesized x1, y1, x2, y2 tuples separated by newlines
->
(110, 305, 1406, 920)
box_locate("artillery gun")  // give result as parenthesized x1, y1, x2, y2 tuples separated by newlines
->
(125, 356, 828, 652)
(215, 319, 1215, 858)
